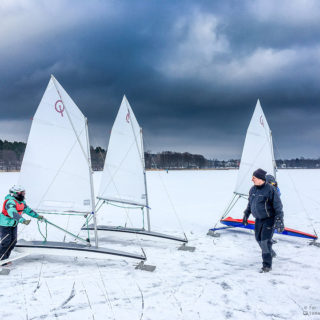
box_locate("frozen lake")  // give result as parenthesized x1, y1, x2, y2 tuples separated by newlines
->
(0, 169, 319, 320)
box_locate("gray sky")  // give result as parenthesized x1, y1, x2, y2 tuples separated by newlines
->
(1, 0, 320, 159)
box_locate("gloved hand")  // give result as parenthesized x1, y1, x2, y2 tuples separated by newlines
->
(22, 219, 31, 225)
(37, 215, 44, 221)
(273, 216, 284, 233)
(242, 214, 248, 226)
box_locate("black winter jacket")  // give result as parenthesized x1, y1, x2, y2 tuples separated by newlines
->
(244, 182, 284, 220)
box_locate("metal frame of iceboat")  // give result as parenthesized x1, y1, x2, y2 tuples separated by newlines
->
(85, 196, 194, 250)
(14, 239, 146, 261)
(83, 223, 188, 243)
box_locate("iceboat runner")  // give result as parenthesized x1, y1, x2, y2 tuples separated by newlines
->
(1, 76, 150, 267)
(84, 96, 194, 251)
(208, 100, 318, 243)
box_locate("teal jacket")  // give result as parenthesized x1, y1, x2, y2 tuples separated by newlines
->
(0, 194, 40, 227)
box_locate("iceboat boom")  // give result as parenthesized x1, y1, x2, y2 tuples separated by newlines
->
(97, 196, 147, 208)
(83, 224, 188, 243)
(15, 240, 146, 261)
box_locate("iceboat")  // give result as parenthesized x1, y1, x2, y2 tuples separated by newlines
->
(12, 76, 147, 263)
(84, 96, 193, 250)
(208, 100, 318, 242)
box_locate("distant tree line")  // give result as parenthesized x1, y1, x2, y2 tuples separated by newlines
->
(0, 140, 26, 171)
(90, 146, 106, 171)
(0, 139, 319, 171)
(145, 151, 208, 169)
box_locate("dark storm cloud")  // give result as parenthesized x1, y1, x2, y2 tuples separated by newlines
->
(0, 0, 320, 159)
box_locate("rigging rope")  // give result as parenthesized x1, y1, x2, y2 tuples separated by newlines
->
(37, 219, 48, 242)
(273, 142, 318, 238)
(143, 136, 188, 240)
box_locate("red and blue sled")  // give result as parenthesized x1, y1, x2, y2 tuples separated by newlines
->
(210, 217, 318, 240)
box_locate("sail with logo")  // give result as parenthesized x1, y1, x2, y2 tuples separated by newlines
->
(234, 99, 276, 197)
(85, 95, 192, 247)
(208, 99, 318, 241)
(7, 76, 147, 263)
(98, 95, 147, 208)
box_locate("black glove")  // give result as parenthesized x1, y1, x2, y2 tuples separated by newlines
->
(22, 219, 31, 225)
(37, 215, 44, 221)
(242, 214, 248, 226)
(273, 216, 284, 233)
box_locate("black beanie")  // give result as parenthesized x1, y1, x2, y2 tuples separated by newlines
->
(253, 168, 267, 181)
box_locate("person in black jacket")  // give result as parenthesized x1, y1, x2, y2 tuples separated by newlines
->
(243, 168, 284, 273)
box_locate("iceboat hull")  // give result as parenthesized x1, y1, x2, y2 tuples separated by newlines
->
(15, 240, 146, 261)
(210, 217, 318, 240)
(83, 224, 188, 243)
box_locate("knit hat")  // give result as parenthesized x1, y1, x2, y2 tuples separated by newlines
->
(253, 168, 267, 181)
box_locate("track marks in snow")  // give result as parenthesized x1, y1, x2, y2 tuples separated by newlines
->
(220, 281, 232, 291)
(59, 281, 76, 309)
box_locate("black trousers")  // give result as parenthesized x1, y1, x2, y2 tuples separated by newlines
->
(0, 225, 18, 260)
(254, 217, 275, 268)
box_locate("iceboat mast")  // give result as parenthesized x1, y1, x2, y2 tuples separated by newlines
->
(270, 130, 277, 179)
(140, 127, 151, 232)
(85, 117, 99, 247)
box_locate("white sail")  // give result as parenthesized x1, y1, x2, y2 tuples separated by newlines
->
(234, 100, 276, 196)
(18, 76, 92, 241)
(98, 95, 147, 207)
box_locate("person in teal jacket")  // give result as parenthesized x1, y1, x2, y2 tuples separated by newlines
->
(0, 185, 43, 263)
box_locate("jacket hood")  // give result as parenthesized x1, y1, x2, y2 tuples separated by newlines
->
(5, 194, 25, 204)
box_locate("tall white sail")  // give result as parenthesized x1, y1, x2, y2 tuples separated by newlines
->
(98, 95, 147, 207)
(234, 100, 276, 196)
(18, 76, 92, 241)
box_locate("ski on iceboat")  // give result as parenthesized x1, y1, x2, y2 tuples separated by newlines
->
(208, 100, 318, 243)
(214, 217, 318, 240)
(13, 76, 151, 267)
(83, 96, 194, 251)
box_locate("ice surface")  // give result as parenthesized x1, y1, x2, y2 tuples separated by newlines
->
(0, 169, 319, 320)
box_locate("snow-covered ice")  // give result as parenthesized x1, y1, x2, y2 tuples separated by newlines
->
(0, 169, 319, 320)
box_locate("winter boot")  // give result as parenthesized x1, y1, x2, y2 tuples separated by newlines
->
(259, 266, 272, 273)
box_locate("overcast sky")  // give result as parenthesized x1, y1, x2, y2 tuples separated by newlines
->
(1, 0, 319, 159)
